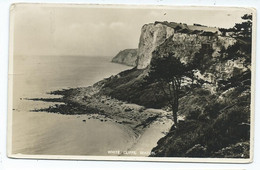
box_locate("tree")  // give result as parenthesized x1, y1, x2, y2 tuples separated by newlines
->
(217, 13, 252, 90)
(226, 13, 252, 68)
(234, 14, 252, 41)
(219, 13, 252, 41)
(146, 52, 191, 126)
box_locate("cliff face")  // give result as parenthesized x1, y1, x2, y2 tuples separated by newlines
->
(112, 49, 138, 66)
(136, 23, 236, 69)
(135, 22, 243, 89)
(136, 23, 175, 69)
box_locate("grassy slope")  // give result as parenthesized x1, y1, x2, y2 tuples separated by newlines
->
(100, 67, 169, 109)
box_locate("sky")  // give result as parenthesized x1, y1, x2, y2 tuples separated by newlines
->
(11, 4, 252, 57)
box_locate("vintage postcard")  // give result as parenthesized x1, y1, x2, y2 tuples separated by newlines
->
(8, 3, 256, 163)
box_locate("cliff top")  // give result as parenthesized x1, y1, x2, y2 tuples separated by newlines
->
(153, 21, 220, 35)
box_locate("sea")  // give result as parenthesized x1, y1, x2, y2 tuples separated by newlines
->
(11, 55, 136, 156)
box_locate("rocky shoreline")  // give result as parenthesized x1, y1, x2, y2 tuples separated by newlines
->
(30, 81, 175, 141)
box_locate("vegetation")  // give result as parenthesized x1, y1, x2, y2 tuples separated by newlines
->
(145, 52, 191, 126)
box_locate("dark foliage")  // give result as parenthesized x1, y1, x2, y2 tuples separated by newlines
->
(145, 52, 194, 125)
(151, 88, 250, 158)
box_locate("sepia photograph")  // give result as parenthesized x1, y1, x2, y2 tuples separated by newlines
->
(8, 3, 255, 162)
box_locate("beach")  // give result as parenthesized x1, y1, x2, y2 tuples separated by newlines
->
(28, 84, 175, 156)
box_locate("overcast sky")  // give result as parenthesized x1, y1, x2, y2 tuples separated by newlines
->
(12, 4, 251, 57)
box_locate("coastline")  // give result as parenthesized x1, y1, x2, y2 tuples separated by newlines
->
(30, 81, 176, 155)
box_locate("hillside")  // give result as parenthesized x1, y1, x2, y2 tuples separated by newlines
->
(111, 49, 138, 66)
(100, 20, 252, 158)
